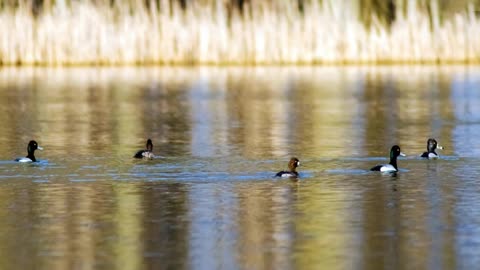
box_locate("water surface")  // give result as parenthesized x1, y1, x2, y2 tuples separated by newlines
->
(1, 66, 480, 270)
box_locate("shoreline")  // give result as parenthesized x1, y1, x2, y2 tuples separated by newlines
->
(1, 0, 479, 66)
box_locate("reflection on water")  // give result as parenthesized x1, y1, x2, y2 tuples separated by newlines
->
(0, 66, 480, 269)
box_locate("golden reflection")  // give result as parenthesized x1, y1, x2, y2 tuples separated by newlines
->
(359, 66, 458, 156)
(33, 183, 69, 270)
(292, 181, 353, 270)
(112, 183, 143, 270)
(236, 182, 290, 269)
(69, 184, 96, 270)
(0, 66, 464, 158)
(0, 66, 473, 270)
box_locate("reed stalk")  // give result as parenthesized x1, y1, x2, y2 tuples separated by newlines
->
(0, 0, 479, 65)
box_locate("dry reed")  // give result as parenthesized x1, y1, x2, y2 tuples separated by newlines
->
(0, 0, 479, 66)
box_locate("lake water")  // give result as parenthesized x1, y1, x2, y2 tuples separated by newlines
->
(1, 66, 480, 270)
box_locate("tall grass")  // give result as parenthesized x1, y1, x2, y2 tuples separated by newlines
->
(0, 0, 479, 65)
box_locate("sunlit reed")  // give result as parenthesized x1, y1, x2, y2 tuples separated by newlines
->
(0, 0, 479, 65)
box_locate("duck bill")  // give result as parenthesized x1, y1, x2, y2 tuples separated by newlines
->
(37, 146, 44, 150)
(437, 145, 444, 150)
(399, 152, 406, 157)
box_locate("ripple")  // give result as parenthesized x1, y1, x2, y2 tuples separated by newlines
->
(325, 169, 370, 175)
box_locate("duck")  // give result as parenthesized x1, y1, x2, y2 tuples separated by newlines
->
(275, 157, 300, 178)
(370, 145, 405, 173)
(15, 140, 43, 162)
(421, 138, 444, 159)
(134, 139, 155, 159)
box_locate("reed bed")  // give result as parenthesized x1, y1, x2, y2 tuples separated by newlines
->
(1, 0, 480, 65)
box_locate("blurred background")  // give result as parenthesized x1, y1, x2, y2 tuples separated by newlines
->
(1, 0, 480, 65)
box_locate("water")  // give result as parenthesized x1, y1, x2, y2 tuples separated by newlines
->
(1, 66, 480, 270)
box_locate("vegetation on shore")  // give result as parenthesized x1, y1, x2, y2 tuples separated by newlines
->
(0, 0, 479, 65)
